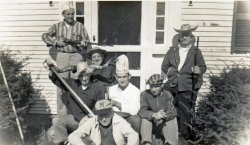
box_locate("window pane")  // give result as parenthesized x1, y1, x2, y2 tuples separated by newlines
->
(235, 20, 250, 47)
(233, 1, 250, 51)
(157, 2, 165, 15)
(130, 77, 140, 88)
(107, 52, 140, 70)
(98, 1, 141, 45)
(76, 17, 84, 24)
(156, 17, 165, 30)
(76, 2, 84, 15)
(156, 32, 164, 44)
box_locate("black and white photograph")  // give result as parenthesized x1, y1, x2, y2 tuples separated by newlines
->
(0, 1, 250, 145)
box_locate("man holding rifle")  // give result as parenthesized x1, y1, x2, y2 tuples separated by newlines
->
(47, 60, 105, 145)
(42, 3, 90, 115)
(161, 24, 206, 143)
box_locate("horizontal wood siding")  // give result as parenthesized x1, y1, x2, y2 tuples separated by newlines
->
(0, 1, 60, 114)
(180, 1, 250, 94)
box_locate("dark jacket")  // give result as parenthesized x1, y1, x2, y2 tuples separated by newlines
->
(161, 45, 206, 92)
(49, 74, 105, 122)
(91, 63, 116, 87)
(138, 90, 176, 122)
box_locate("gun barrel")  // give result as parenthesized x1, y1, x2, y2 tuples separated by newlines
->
(46, 62, 95, 117)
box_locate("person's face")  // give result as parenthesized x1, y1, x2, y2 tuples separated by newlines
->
(116, 73, 130, 90)
(149, 84, 162, 96)
(63, 9, 75, 24)
(179, 32, 192, 47)
(98, 112, 113, 127)
(91, 52, 104, 66)
(79, 72, 91, 86)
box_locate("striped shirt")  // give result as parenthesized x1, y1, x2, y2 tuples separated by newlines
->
(42, 20, 90, 53)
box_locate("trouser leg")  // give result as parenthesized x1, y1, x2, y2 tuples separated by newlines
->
(55, 52, 83, 115)
(140, 119, 153, 144)
(68, 53, 84, 79)
(126, 115, 142, 133)
(56, 53, 70, 115)
(162, 118, 179, 145)
(53, 114, 79, 144)
(177, 91, 193, 139)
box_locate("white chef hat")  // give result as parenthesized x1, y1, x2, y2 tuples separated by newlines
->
(116, 54, 129, 75)
(61, 1, 74, 14)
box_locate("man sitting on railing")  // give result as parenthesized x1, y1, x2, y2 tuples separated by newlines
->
(47, 60, 105, 145)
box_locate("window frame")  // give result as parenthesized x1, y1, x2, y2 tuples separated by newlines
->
(232, 1, 250, 53)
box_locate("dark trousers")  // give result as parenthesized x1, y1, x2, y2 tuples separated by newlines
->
(163, 83, 198, 140)
(176, 91, 194, 139)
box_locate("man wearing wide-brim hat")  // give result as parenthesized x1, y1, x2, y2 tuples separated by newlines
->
(42, 2, 91, 115)
(86, 47, 116, 86)
(53, 46, 116, 88)
(48, 60, 105, 145)
(68, 99, 139, 145)
(161, 24, 207, 142)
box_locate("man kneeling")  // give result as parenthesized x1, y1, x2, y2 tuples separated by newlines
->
(68, 99, 139, 145)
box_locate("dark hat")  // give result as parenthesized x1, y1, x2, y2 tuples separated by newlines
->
(87, 47, 108, 59)
(147, 74, 164, 85)
(174, 24, 198, 33)
(94, 100, 113, 116)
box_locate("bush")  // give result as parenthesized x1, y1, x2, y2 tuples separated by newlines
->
(192, 65, 250, 145)
(0, 50, 41, 144)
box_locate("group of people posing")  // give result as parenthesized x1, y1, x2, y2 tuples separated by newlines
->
(42, 6, 206, 145)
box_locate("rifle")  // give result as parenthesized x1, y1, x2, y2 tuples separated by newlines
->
(191, 37, 199, 109)
(47, 39, 113, 48)
(190, 36, 199, 137)
(44, 60, 95, 117)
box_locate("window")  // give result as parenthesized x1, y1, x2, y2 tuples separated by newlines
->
(98, 1, 141, 45)
(75, 2, 85, 24)
(232, 1, 250, 53)
(155, 2, 166, 44)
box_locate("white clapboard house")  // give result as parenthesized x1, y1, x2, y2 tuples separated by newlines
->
(0, 1, 249, 114)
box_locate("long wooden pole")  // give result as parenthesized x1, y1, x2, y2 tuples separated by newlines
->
(0, 60, 24, 143)
(45, 61, 94, 117)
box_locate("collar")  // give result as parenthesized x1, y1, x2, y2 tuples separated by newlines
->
(77, 80, 91, 90)
(178, 44, 191, 50)
(81, 85, 89, 90)
(118, 83, 130, 91)
(63, 19, 76, 26)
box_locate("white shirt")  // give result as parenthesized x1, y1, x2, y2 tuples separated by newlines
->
(108, 83, 140, 115)
(178, 45, 191, 71)
(65, 23, 70, 29)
